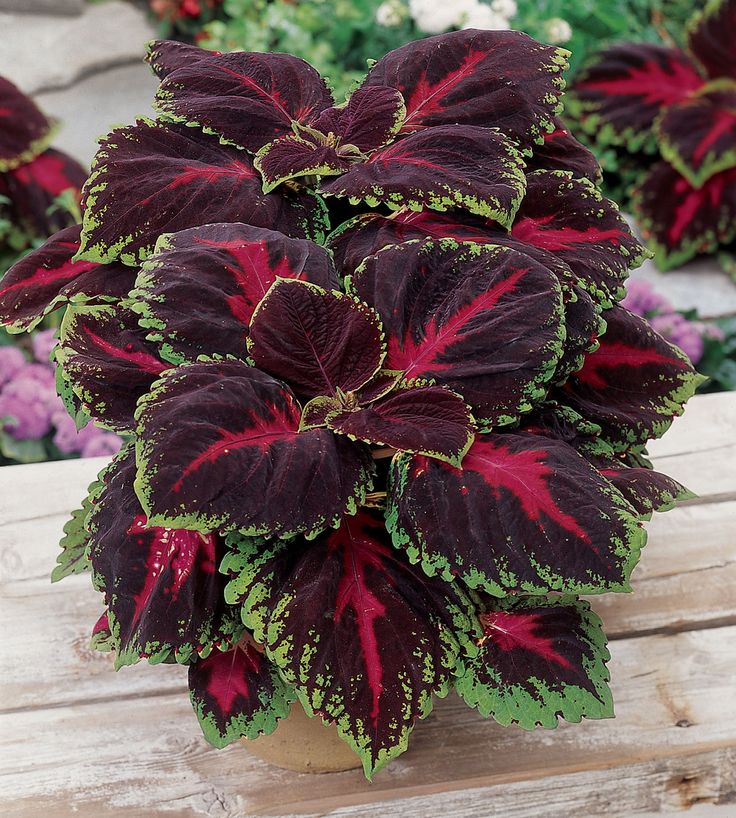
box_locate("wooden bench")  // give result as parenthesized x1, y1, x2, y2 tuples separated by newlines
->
(1, 392, 734, 817)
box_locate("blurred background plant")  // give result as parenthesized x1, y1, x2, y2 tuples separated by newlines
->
(622, 280, 736, 393)
(0, 76, 123, 464)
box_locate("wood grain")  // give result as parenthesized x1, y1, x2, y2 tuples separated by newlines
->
(0, 392, 734, 817)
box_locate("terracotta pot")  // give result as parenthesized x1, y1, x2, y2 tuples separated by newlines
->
(244, 702, 362, 773)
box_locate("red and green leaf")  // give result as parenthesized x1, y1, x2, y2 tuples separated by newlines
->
(326, 383, 475, 466)
(154, 50, 333, 152)
(313, 86, 406, 152)
(656, 84, 736, 189)
(570, 43, 704, 151)
(223, 512, 475, 777)
(189, 640, 295, 748)
(88, 446, 242, 668)
(134, 358, 374, 537)
(145, 39, 219, 81)
(387, 431, 645, 596)
(328, 209, 574, 286)
(56, 304, 168, 432)
(248, 279, 385, 399)
(633, 162, 736, 270)
(686, 0, 736, 80)
(320, 125, 526, 225)
(594, 456, 694, 518)
(362, 29, 568, 151)
(0, 225, 135, 333)
(132, 223, 338, 365)
(254, 135, 352, 193)
(562, 305, 704, 449)
(510, 171, 649, 305)
(456, 596, 613, 729)
(525, 118, 601, 183)
(348, 239, 564, 429)
(0, 76, 55, 171)
(78, 120, 328, 265)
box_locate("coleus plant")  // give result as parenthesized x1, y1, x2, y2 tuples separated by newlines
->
(568, 0, 736, 270)
(0, 30, 703, 777)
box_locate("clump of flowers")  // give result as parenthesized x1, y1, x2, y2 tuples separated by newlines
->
(569, 0, 736, 270)
(0, 30, 702, 777)
(0, 329, 122, 464)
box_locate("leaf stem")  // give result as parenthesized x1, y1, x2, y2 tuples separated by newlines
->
(372, 446, 398, 460)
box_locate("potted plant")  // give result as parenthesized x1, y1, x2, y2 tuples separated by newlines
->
(0, 30, 702, 778)
(567, 0, 736, 272)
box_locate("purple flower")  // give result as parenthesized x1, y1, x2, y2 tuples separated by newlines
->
(81, 431, 123, 458)
(649, 313, 705, 364)
(622, 280, 672, 318)
(31, 329, 58, 364)
(0, 388, 52, 439)
(0, 346, 27, 387)
(52, 412, 84, 454)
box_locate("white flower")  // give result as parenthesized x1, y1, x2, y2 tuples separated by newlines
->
(375, 0, 404, 27)
(409, 0, 476, 34)
(490, 0, 517, 20)
(545, 17, 573, 44)
(461, 4, 510, 30)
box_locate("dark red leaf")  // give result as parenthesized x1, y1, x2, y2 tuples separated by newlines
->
(135, 358, 374, 537)
(526, 118, 601, 182)
(456, 596, 612, 728)
(326, 383, 474, 466)
(329, 210, 572, 286)
(145, 39, 219, 81)
(320, 125, 526, 225)
(88, 446, 241, 667)
(562, 305, 703, 449)
(248, 279, 384, 399)
(225, 511, 474, 776)
(313, 86, 406, 152)
(362, 29, 567, 151)
(349, 239, 564, 429)
(633, 162, 736, 269)
(154, 51, 333, 152)
(189, 640, 294, 747)
(388, 431, 645, 596)
(0, 76, 54, 171)
(79, 120, 327, 265)
(133, 222, 338, 364)
(254, 134, 351, 192)
(687, 0, 736, 80)
(3, 148, 87, 237)
(56, 304, 168, 432)
(571, 44, 704, 150)
(657, 85, 736, 189)
(594, 456, 693, 517)
(511, 171, 648, 304)
(0, 225, 135, 332)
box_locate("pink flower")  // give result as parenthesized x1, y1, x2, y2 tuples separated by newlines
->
(0, 346, 27, 387)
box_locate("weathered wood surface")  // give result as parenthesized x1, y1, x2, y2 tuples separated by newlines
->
(0, 393, 734, 817)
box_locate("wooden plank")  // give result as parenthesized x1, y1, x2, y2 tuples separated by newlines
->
(0, 627, 734, 817)
(1, 574, 185, 712)
(588, 501, 736, 638)
(648, 393, 736, 501)
(3, 500, 733, 714)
